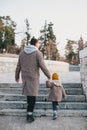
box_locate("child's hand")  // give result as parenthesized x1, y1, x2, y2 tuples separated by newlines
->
(64, 95, 67, 100)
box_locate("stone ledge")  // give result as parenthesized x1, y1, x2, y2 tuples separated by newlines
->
(0, 57, 69, 72)
(79, 47, 87, 58)
(79, 47, 87, 97)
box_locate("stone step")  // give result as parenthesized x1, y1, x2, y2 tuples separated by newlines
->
(69, 65, 80, 72)
(0, 109, 87, 117)
(0, 94, 85, 102)
(0, 83, 82, 88)
(0, 101, 87, 110)
(39, 88, 83, 95)
(0, 88, 83, 95)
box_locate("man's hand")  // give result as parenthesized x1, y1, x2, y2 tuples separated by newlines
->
(16, 79, 19, 83)
(64, 95, 67, 100)
(48, 78, 51, 81)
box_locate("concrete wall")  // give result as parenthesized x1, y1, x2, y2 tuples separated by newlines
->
(79, 47, 87, 99)
(0, 57, 69, 73)
(0, 57, 17, 73)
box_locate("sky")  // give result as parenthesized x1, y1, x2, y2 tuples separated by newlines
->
(0, 0, 87, 55)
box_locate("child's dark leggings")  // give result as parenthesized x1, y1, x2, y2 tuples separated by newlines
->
(52, 101, 58, 111)
(27, 96, 36, 112)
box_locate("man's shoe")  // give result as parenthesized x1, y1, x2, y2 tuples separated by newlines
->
(53, 113, 57, 120)
(27, 115, 35, 123)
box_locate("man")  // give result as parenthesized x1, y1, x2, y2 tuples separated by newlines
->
(15, 37, 51, 123)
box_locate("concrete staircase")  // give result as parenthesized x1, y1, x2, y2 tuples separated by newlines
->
(0, 83, 87, 117)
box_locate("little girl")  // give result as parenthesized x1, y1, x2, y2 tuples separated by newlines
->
(46, 73, 67, 120)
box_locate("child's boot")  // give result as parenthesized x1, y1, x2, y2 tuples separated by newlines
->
(53, 111, 57, 120)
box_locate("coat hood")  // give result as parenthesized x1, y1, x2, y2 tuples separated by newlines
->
(52, 80, 62, 87)
(24, 45, 38, 54)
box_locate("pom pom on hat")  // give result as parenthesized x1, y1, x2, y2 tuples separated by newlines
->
(52, 73, 59, 80)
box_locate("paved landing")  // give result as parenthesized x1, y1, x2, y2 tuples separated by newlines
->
(0, 116, 87, 130)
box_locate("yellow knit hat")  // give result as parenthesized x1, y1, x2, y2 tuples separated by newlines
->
(52, 73, 59, 80)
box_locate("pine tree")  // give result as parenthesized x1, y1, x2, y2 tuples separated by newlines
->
(39, 21, 48, 56)
(47, 22, 56, 43)
(25, 18, 31, 45)
(39, 21, 59, 60)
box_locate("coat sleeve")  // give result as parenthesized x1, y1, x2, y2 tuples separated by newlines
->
(15, 56, 21, 81)
(37, 51, 51, 79)
(61, 86, 67, 98)
(46, 81, 53, 88)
